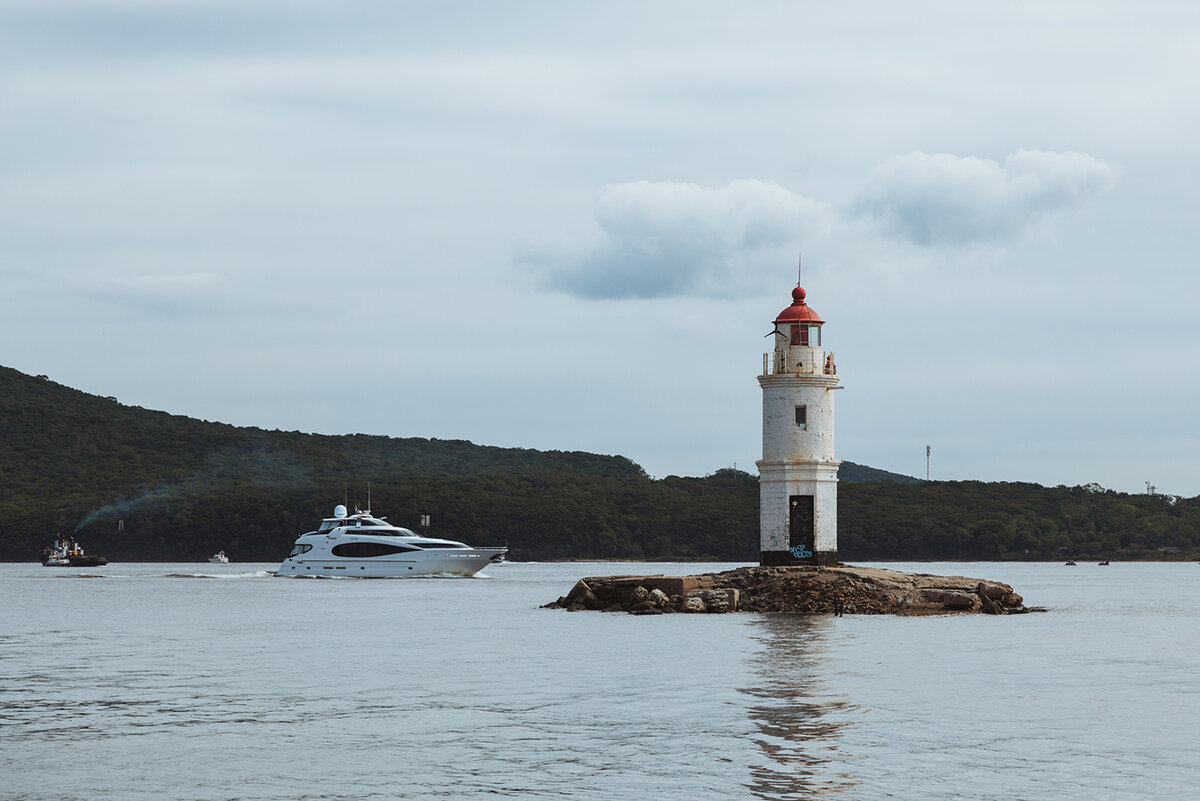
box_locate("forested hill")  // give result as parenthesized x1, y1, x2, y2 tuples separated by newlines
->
(0, 365, 905, 561)
(3, 365, 1196, 563)
(0, 365, 642, 558)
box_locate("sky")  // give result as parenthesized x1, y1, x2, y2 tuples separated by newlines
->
(2, 1, 1198, 496)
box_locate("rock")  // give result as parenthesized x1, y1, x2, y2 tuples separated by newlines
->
(943, 592, 978, 610)
(977, 581, 1013, 601)
(547, 565, 1029, 616)
(625, 585, 651, 606)
(564, 580, 600, 609)
(920, 589, 946, 604)
(692, 588, 739, 613)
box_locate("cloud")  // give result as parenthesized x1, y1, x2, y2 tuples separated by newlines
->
(525, 150, 1116, 300)
(850, 150, 1117, 246)
(524, 179, 832, 299)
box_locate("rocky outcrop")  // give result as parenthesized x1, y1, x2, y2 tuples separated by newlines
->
(543, 565, 1031, 616)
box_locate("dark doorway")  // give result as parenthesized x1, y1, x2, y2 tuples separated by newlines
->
(789, 494, 815, 562)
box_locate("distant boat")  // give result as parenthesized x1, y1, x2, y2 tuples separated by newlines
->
(208, 551, 229, 564)
(1098, 560, 1110, 566)
(1064, 560, 1077, 566)
(42, 536, 107, 567)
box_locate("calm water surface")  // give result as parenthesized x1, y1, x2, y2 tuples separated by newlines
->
(1, 561, 1196, 800)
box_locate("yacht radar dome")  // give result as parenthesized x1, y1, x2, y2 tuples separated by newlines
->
(333, 504, 348, 518)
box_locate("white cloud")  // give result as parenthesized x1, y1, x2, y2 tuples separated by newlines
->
(526, 150, 1116, 300)
(525, 179, 832, 299)
(850, 150, 1117, 246)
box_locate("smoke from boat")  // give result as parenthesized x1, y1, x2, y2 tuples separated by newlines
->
(73, 441, 313, 532)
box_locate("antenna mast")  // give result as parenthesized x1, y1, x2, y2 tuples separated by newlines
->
(926, 445, 931, 480)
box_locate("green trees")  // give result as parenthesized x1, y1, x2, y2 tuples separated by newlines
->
(2, 365, 1198, 562)
(838, 481, 1200, 560)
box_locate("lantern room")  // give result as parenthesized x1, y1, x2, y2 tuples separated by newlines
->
(774, 285, 824, 345)
(764, 284, 836, 378)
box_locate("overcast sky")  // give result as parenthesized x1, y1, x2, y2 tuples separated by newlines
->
(3, 1, 1198, 495)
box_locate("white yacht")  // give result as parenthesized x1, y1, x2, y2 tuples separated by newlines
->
(275, 505, 507, 578)
(208, 551, 229, 564)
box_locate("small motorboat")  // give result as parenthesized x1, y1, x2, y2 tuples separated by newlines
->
(276, 505, 506, 578)
(42, 536, 107, 567)
(209, 551, 229, 564)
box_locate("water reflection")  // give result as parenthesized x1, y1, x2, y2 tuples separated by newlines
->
(741, 615, 859, 799)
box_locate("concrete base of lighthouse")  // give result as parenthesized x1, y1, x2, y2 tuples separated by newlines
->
(760, 549, 839, 567)
(757, 460, 841, 567)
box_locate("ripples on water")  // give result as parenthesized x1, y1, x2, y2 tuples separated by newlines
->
(741, 616, 859, 799)
(1, 561, 1197, 800)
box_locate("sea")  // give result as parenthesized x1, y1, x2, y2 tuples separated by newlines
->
(1, 560, 1196, 801)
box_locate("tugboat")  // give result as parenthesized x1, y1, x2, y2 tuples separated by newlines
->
(41, 536, 108, 567)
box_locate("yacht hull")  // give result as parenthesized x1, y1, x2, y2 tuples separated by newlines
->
(276, 549, 504, 578)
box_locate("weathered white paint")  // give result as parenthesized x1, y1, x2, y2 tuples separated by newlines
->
(757, 461, 839, 554)
(756, 292, 841, 563)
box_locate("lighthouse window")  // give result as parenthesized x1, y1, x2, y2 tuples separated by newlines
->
(794, 405, 807, 429)
(809, 326, 821, 346)
(791, 325, 808, 346)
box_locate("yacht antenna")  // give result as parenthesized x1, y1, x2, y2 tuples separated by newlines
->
(367, 482, 372, 513)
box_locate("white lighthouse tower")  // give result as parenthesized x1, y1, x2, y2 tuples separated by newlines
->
(756, 272, 841, 566)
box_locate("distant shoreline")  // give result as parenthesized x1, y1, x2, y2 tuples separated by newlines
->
(12, 556, 1196, 564)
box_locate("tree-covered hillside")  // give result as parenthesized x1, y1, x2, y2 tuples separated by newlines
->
(0, 366, 643, 560)
(840, 480, 1200, 561)
(2, 365, 1196, 562)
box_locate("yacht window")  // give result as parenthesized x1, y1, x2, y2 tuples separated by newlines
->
(288, 544, 313, 557)
(415, 542, 468, 549)
(331, 542, 419, 557)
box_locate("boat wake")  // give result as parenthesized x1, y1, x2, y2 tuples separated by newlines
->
(164, 571, 273, 580)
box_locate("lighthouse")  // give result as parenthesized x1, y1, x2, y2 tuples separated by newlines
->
(756, 273, 841, 566)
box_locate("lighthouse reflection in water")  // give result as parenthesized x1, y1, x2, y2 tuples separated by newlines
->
(742, 615, 859, 799)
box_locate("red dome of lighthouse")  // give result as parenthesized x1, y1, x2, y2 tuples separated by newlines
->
(774, 284, 824, 324)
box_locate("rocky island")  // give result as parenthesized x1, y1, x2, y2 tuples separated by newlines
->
(543, 276, 1036, 618)
(544, 564, 1031, 615)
